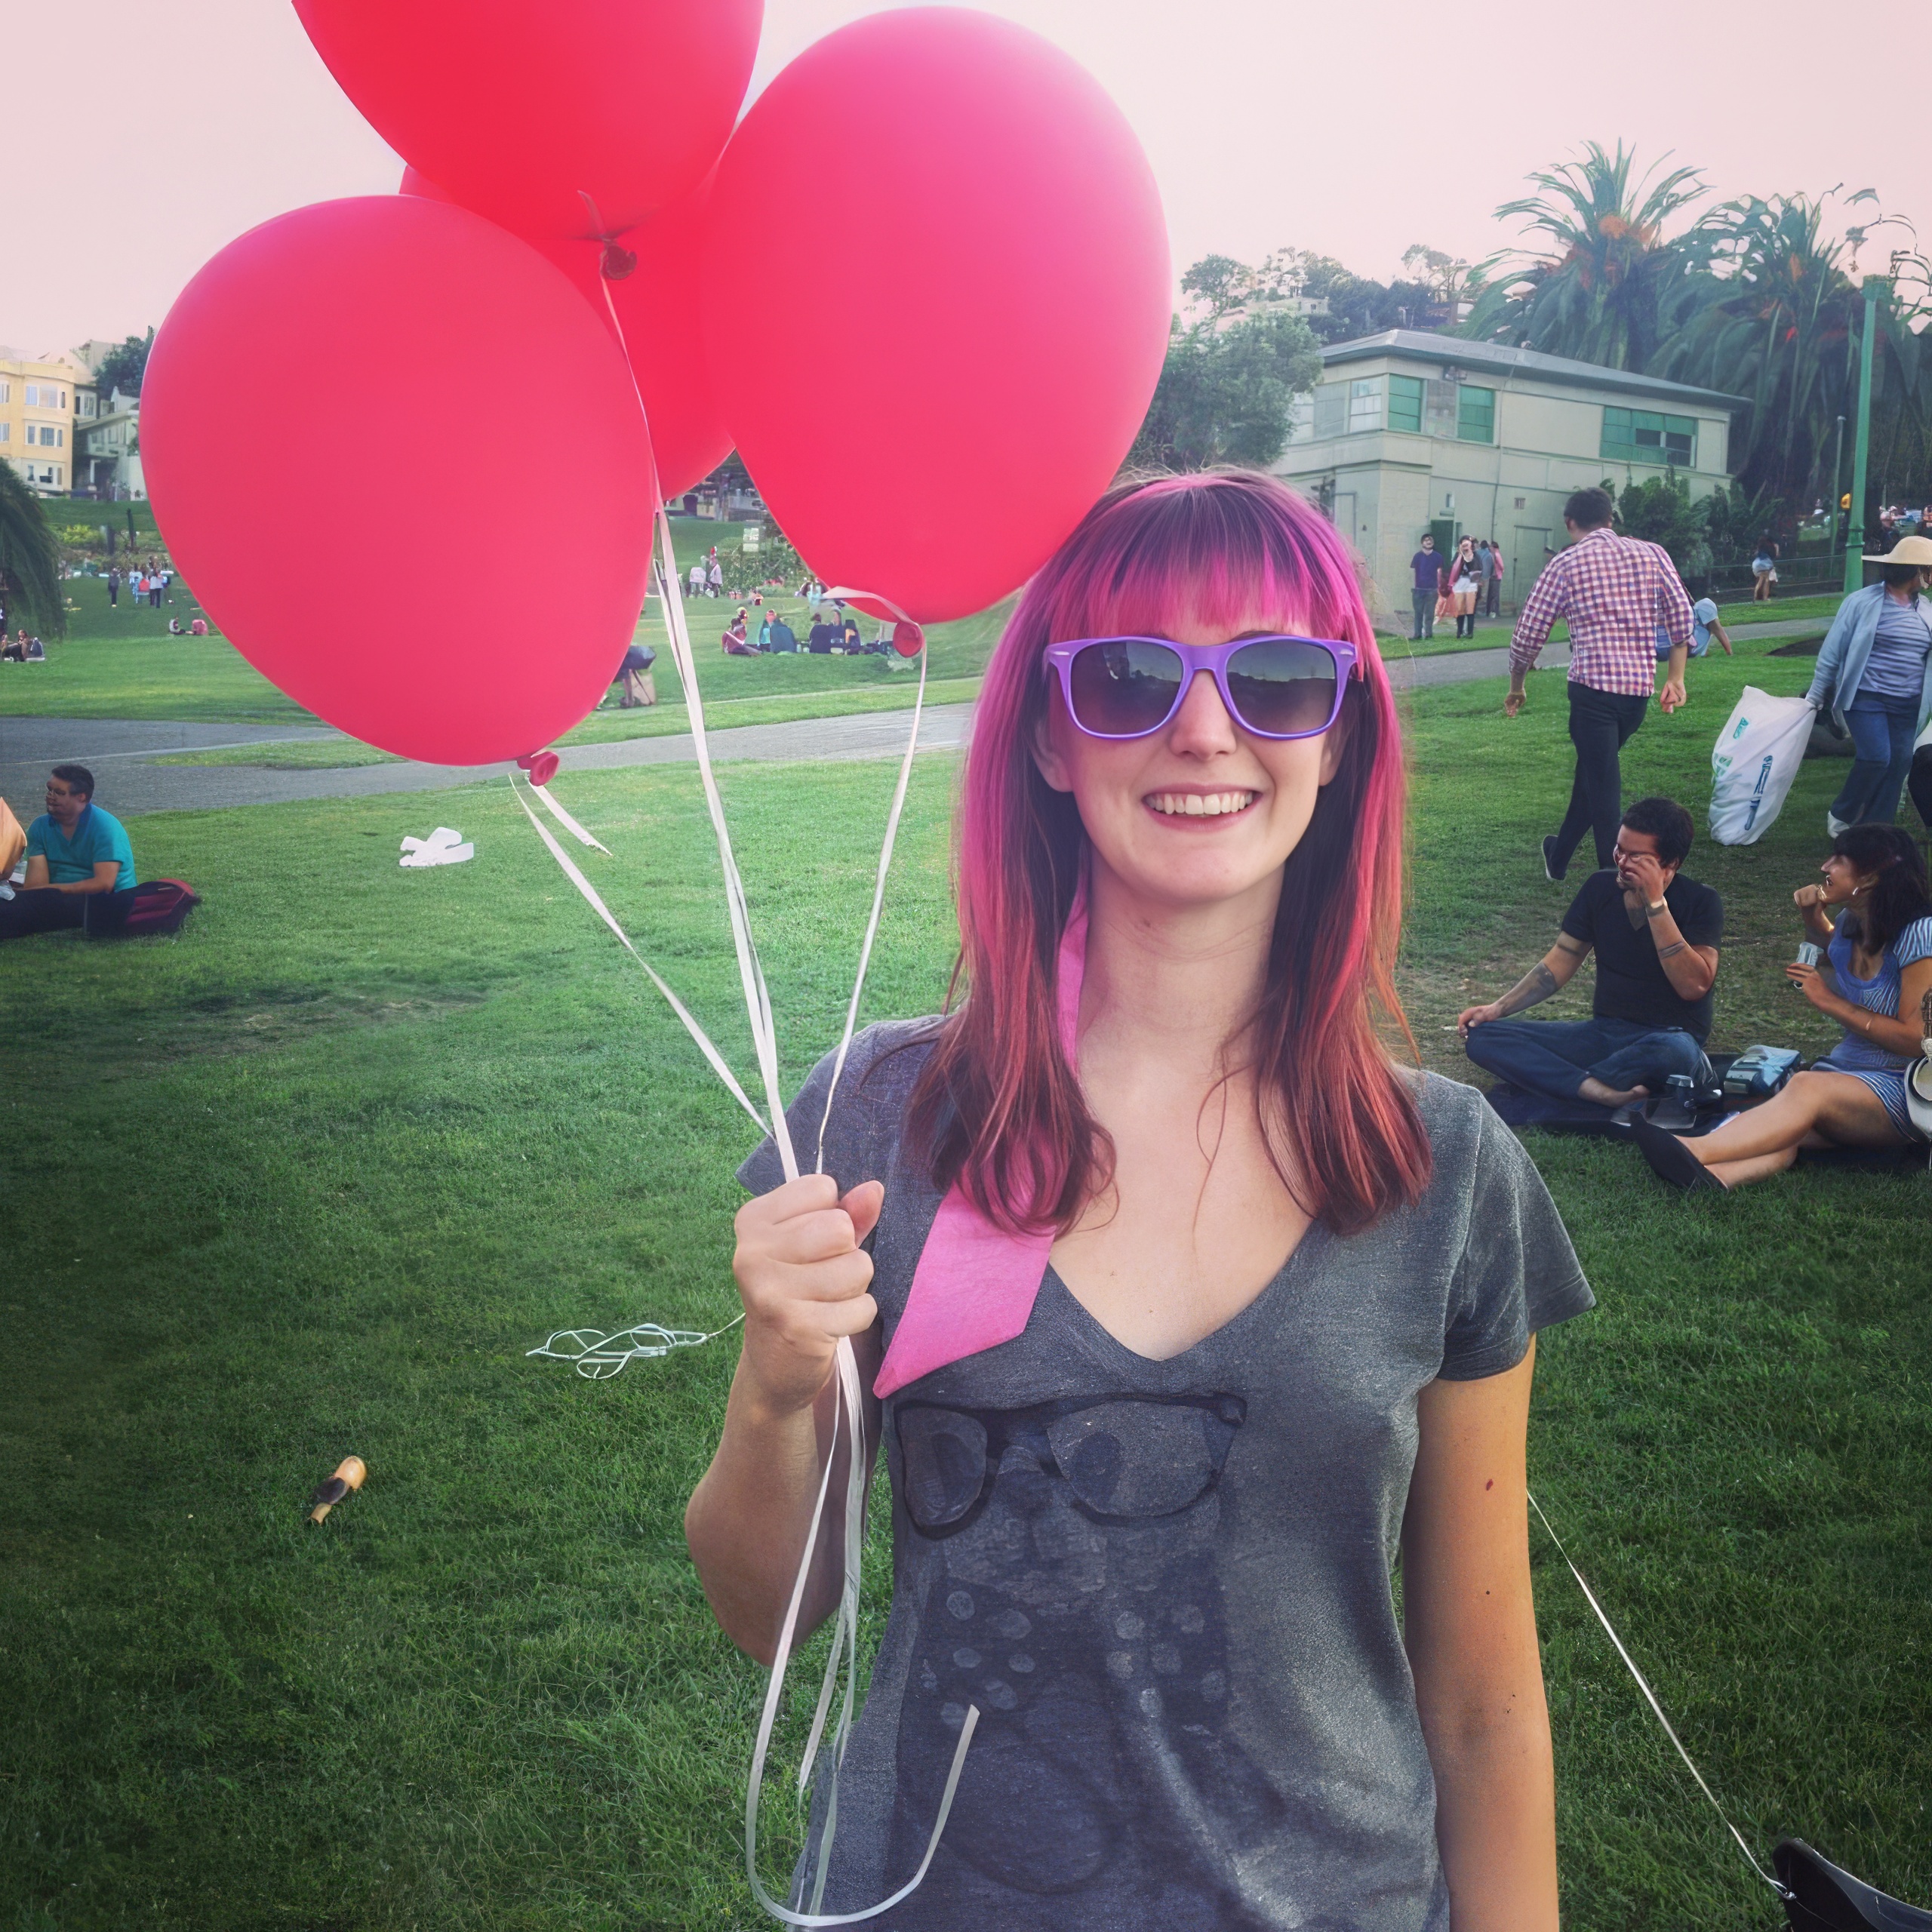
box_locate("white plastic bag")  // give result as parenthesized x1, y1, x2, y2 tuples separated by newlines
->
(1709, 687, 1814, 845)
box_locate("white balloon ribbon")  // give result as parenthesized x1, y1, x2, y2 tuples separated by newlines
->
(506, 277, 972, 1922)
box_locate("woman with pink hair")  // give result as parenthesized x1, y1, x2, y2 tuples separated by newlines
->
(688, 471, 1591, 1930)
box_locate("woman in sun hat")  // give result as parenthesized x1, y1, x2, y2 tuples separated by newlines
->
(1807, 532, 1932, 832)
(686, 470, 1592, 1928)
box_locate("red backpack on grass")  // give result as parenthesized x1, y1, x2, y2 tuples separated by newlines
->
(123, 879, 200, 937)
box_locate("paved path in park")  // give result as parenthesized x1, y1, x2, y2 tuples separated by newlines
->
(0, 616, 1827, 820)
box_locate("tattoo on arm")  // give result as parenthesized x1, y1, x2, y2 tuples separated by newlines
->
(1494, 962, 1560, 1018)
(1656, 940, 1687, 961)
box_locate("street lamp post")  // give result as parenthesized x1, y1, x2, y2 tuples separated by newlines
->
(1829, 413, 1845, 564)
(1844, 278, 1884, 596)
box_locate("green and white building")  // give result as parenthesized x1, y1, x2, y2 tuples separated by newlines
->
(1272, 331, 1743, 620)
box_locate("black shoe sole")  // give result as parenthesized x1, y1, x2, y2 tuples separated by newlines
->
(1630, 1116, 1725, 1193)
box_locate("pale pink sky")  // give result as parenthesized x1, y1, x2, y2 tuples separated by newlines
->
(8, 0, 1910, 355)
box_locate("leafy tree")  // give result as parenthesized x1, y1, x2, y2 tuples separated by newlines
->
(1460, 141, 1712, 371)
(1178, 254, 1255, 320)
(1700, 480, 1786, 565)
(93, 330, 153, 400)
(1649, 190, 1927, 507)
(1606, 470, 1705, 570)
(1130, 305, 1323, 472)
(0, 463, 68, 636)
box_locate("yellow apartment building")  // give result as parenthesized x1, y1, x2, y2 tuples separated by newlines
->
(0, 347, 97, 494)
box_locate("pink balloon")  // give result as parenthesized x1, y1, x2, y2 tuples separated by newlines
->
(702, 9, 1170, 623)
(143, 196, 654, 764)
(403, 165, 728, 501)
(297, 0, 761, 238)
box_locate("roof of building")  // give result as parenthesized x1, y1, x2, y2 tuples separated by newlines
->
(1319, 330, 1744, 410)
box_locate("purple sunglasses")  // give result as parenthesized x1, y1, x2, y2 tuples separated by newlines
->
(1041, 634, 1360, 742)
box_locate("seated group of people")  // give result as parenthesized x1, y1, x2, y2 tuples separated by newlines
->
(0, 764, 140, 942)
(3, 630, 47, 662)
(1460, 795, 1932, 1191)
(721, 605, 878, 656)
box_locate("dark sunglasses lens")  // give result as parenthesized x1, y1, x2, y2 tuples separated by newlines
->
(1067, 639, 1185, 736)
(897, 1407, 989, 1530)
(1044, 1400, 1241, 1520)
(1225, 639, 1339, 737)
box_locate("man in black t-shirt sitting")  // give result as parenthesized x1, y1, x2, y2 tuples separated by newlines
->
(1458, 795, 1723, 1108)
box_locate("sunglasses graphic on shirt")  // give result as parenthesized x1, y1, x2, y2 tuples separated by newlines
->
(895, 1393, 1247, 1540)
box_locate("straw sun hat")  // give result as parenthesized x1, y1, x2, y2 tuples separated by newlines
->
(1863, 534, 1932, 566)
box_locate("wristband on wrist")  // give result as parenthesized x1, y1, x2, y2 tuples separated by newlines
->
(1645, 899, 1668, 918)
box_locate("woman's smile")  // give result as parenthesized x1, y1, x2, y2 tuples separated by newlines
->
(1142, 786, 1260, 821)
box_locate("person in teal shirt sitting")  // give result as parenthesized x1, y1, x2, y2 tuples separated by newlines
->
(0, 764, 139, 941)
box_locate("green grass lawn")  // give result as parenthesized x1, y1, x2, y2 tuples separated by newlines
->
(4, 608, 1929, 1929)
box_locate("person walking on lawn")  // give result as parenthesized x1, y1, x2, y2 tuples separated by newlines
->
(1484, 537, 1504, 617)
(1409, 531, 1443, 641)
(1805, 534, 1932, 833)
(1459, 795, 1721, 1112)
(1506, 487, 1694, 880)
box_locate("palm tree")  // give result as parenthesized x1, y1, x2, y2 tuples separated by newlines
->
(1460, 142, 1712, 371)
(0, 462, 66, 638)
(1649, 189, 1928, 507)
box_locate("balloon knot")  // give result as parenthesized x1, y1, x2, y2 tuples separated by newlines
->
(517, 750, 561, 786)
(891, 620, 925, 657)
(601, 242, 638, 281)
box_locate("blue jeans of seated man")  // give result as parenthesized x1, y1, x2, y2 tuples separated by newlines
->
(1464, 1014, 1710, 1104)
(1830, 694, 1923, 826)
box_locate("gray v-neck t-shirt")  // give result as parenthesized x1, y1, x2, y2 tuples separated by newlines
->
(738, 1020, 1592, 1930)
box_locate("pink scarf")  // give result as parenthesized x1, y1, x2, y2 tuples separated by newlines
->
(872, 883, 1089, 1398)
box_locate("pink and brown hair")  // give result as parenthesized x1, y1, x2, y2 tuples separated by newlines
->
(906, 469, 1431, 1236)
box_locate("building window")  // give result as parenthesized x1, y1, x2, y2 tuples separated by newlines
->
(1285, 393, 1314, 443)
(0, 423, 8, 443)
(1311, 383, 1346, 438)
(1601, 407, 1696, 467)
(0, 382, 9, 402)
(23, 383, 66, 409)
(1346, 377, 1383, 433)
(1388, 374, 1424, 433)
(80, 392, 97, 418)
(1457, 386, 1495, 444)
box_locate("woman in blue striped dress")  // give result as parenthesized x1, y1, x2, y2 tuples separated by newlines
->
(1632, 824, 1932, 1189)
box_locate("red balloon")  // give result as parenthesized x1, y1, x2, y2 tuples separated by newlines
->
(403, 165, 728, 500)
(702, 9, 1170, 623)
(297, 0, 761, 238)
(143, 196, 654, 765)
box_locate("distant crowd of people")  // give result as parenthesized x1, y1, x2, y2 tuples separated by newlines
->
(104, 557, 173, 608)
(1407, 533, 1504, 640)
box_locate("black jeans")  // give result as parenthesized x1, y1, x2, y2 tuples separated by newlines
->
(1552, 682, 1650, 872)
(0, 887, 136, 941)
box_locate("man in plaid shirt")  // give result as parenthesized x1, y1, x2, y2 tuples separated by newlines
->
(1506, 487, 1694, 879)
